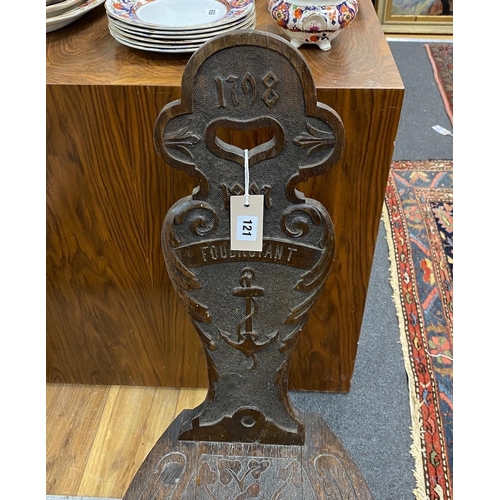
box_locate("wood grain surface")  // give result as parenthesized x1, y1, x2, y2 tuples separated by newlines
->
(47, 385, 373, 498)
(122, 407, 374, 499)
(46, 384, 112, 495)
(46, 384, 207, 498)
(46, 0, 404, 392)
(46, 0, 402, 90)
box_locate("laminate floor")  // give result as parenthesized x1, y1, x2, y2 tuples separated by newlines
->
(46, 384, 206, 498)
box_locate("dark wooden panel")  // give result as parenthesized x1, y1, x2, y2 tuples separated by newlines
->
(123, 408, 374, 499)
(46, 84, 205, 387)
(290, 87, 404, 389)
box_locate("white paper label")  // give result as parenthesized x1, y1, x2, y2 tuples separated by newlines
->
(432, 124, 453, 136)
(236, 215, 259, 241)
(230, 195, 264, 251)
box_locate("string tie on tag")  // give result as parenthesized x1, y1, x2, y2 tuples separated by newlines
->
(244, 149, 250, 207)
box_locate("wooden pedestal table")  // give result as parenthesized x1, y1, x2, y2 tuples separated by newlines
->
(46, 0, 404, 392)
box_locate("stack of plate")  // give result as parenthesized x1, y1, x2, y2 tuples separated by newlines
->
(46, 0, 105, 33)
(105, 0, 256, 54)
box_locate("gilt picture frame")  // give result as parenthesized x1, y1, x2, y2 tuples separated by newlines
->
(375, 0, 453, 35)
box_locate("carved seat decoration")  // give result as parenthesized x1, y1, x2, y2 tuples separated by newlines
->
(123, 29, 374, 499)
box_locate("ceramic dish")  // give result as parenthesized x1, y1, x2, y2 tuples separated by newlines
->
(106, 4, 254, 35)
(108, 27, 202, 53)
(107, 9, 255, 40)
(46, 0, 104, 32)
(47, 0, 66, 5)
(108, 18, 256, 53)
(267, 0, 358, 51)
(46, 0, 85, 17)
(109, 24, 203, 47)
(108, 16, 255, 45)
(105, 0, 254, 30)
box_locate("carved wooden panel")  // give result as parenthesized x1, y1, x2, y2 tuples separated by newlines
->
(154, 30, 344, 446)
(122, 29, 374, 500)
(123, 408, 374, 499)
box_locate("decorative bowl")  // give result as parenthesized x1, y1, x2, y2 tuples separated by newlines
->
(267, 0, 358, 51)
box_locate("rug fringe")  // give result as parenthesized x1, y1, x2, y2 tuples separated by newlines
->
(382, 204, 428, 500)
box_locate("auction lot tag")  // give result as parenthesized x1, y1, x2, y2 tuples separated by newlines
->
(230, 195, 264, 251)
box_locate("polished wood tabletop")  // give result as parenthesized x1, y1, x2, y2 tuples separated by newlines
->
(47, 0, 402, 89)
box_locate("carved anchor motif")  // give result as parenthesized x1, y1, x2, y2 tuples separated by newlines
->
(219, 268, 278, 365)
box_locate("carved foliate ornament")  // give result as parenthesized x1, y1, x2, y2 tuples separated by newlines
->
(154, 29, 345, 445)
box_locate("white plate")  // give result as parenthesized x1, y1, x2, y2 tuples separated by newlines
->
(46, 0, 85, 17)
(108, 24, 204, 45)
(109, 24, 210, 45)
(46, 0, 104, 32)
(108, 13, 256, 44)
(105, 0, 254, 30)
(108, 18, 256, 53)
(108, 27, 201, 53)
(106, 4, 254, 35)
(107, 9, 255, 40)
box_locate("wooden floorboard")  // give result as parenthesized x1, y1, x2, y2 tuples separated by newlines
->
(46, 384, 111, 495)
(46, 384, 206, 498)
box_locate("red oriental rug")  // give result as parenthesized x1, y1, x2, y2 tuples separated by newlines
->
(425, 43, 453, 125)
(383, 160, 453, 500)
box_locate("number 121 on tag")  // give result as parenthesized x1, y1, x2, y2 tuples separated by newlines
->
(230, 195, 264, 251)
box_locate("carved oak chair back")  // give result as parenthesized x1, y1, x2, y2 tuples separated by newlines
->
(154, 29, 345, 446)
(123, 29, 375, 500)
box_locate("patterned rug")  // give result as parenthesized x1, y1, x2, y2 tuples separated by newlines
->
(425, 43, 453, 125)
(384, 159, 453, 500)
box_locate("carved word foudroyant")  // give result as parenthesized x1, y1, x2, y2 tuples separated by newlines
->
(176, 239, 322, 269)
